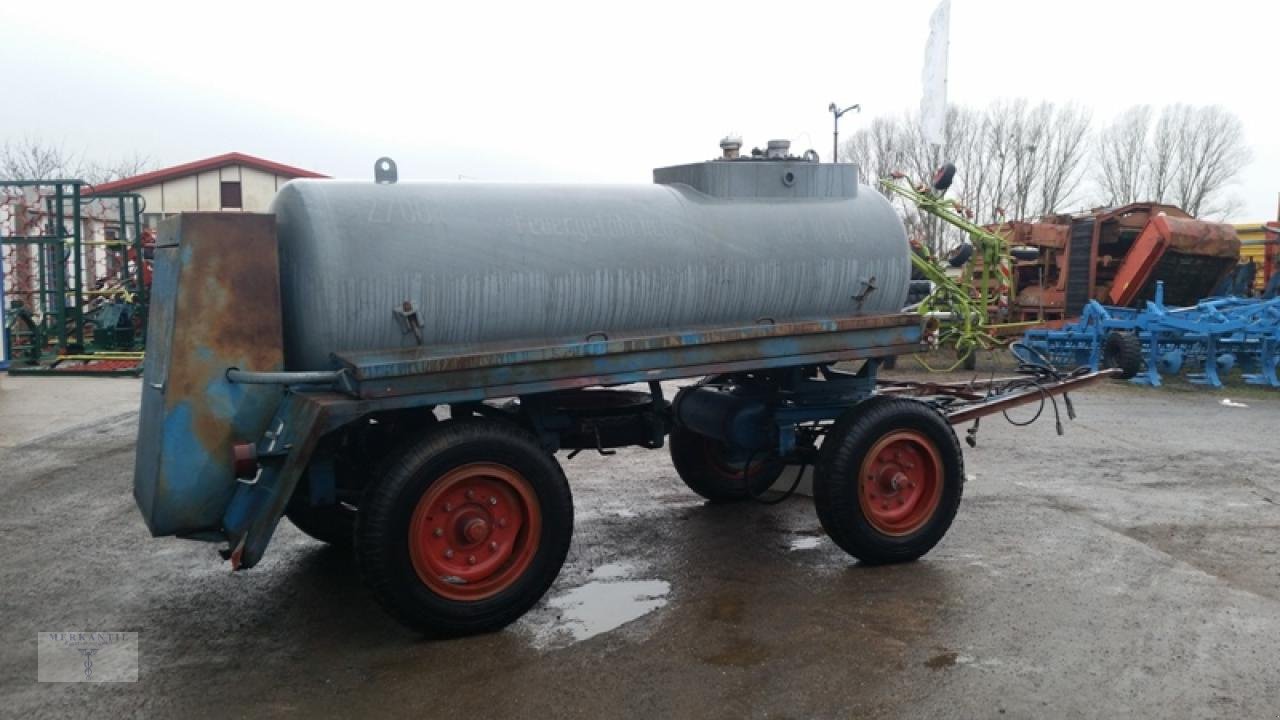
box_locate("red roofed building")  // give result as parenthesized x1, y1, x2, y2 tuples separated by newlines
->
(89, 152, 327, 227)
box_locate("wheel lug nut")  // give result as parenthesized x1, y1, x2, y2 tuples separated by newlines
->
(467, 555, 477, 565)
(444, 549, 454, 559)
(433, 528, 443, 537)
(466, 489, 475, 500)
(443, 502, 453, 512)
(488, 496, 497, 506)
(489, 541, 498, 551)
(497, 518, 508, 528)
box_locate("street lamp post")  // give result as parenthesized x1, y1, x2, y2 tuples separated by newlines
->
(828, 102, 861, 163)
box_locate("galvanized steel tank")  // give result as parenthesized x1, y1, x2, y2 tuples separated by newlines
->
(270, 158, 909, 370)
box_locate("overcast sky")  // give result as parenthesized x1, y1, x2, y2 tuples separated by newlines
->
(1, 0, 1275, 219)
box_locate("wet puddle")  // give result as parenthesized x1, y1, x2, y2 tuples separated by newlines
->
(524, 563, 671, 648)
(789, 536, 823, 551)
(925, 650, 977, 669)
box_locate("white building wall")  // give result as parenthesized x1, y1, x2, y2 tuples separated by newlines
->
(162, 176, 198, 213)
(240, 167, 280, 211)
(138, 186, 163, 216)
(137, 163, 307, 225)
(195, 169, 221, 210)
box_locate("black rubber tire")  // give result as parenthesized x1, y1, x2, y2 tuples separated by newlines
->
(1103, 331, 1142, 380)
(905, 280, 933, 306)
(355, 419, 573, 637)
(286, 501, 356, 549)
(287, 411, 440, 549)
(814, 397, 965, 564)
(668, 426, 786, 503)
(947, 243, 974, 268)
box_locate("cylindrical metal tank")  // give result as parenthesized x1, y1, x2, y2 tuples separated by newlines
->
(270, 171, 909, 370)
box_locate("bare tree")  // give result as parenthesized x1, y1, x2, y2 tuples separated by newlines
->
(843, 115, 907, 192)
(1007, 101, 1048, 222)
(946, 106, 991, 222)
(84, 152, 154, 186)
(1094, 104, 1251, 217)
(1095, 105, 1151, 206)
(0, 138, 84, 180)
(1146, 107, 1179, 205)
(1036, 103, 1092, 213)
(1, 138, 153, 186)
(843, 106, 989, 254)
(842, 99, 1251, 254)
(1168, 105, 1252, 217)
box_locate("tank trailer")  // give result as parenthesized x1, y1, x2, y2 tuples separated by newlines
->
(134, 145, 1110, 635)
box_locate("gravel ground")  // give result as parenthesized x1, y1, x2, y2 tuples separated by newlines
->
(1, 372, 1278, 719)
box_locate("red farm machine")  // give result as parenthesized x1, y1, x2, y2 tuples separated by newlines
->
(988, 203, 1241, 325)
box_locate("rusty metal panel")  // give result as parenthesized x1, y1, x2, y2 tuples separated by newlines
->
(1108, 216, 1241, 306)
(133, 213, 284, 537)
(987, 220, 1068, 250)
(1162, 217, 1240, 257)
(1030, 222, 1069, 250)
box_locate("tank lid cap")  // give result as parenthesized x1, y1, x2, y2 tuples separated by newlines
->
(765, 139, 791, 158)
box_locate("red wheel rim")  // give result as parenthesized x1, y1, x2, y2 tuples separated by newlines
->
(858, 430, 943, 536)
(408, 462, 541, 601)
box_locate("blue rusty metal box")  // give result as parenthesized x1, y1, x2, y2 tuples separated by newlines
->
(133, 214, 285, 538)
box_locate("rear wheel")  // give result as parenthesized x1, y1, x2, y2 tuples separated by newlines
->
(669, 426, 785, 503)
(289, 410, 439, 548)
(814, 397, 964, 564)
(356, 419, 572, 636)
(286, 500, 356, 549)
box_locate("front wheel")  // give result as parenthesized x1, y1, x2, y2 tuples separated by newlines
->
(814, 397, 964, 564)
(356, 419, 573, 636)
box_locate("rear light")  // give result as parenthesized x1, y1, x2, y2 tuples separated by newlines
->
(232, 443, 259, 479)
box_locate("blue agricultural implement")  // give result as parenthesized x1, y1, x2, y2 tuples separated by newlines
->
(1019, 282, 1280, 389)
(133, 148, 1110, 635)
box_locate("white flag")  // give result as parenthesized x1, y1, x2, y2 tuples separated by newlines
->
(921, 0, 951, 147)
(0, 250, 6, 369)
